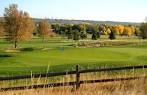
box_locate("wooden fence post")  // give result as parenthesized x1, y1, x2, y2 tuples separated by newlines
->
(76, 65, 80, 90)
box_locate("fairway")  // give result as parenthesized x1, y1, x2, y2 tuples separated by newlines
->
(0, 41, 147, 76)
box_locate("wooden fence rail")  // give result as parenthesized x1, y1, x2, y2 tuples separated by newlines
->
(0, 65, 147, 91)
(0, 65, 147, 81)
(1, 76, 147, 91)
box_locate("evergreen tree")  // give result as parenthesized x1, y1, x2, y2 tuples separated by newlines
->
(109, 31, 116, 40)
(80, 31, 87, 39)
(91, 25, 100, 40)
(92, 33, 97, 40)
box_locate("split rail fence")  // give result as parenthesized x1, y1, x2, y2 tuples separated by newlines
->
(0, 65, 147, 91)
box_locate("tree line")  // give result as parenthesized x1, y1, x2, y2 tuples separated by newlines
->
(0, 4, 147, 48)
(51, 23, 141, 40)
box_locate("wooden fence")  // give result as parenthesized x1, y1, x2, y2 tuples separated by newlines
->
(0, 65, 147, 91)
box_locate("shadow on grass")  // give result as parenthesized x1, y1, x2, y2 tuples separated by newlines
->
(0, 53, 13, 58)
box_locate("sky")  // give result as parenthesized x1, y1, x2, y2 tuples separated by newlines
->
(0, 0, 147, 22)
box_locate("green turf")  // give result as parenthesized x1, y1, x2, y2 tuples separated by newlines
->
(0, 46, 147, 76)
(0, 37, 147, 76)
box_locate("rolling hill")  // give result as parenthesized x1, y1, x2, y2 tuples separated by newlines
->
(0, 17, 140, 26)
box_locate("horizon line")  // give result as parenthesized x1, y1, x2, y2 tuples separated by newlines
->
(0, 16, 142, 23)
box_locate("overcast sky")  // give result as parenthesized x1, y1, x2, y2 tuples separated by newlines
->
(0, 0, 147, 22)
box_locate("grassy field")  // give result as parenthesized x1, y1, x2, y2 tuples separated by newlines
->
(0, 36, 147, 76)
(0, 73, 147, 95)
(0, 36, 147, 95)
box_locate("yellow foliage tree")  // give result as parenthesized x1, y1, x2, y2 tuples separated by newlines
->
(0, 21, 4, 37)
(4, 4, 35, 48)
(124, 26, 132, 36)
(130, 26, 135, 34)
(110, 26, 119, 35)
(38, 20, 52, 41)
(114, 26, 120, 35)
(118, 25, 124, 35)
(106, 28, 111, 34)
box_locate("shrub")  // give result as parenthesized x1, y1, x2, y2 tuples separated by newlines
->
(20, 47, 34, 51)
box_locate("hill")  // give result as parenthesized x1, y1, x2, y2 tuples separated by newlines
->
(33, 18, 140, 26)
(0, 17, 140, 26)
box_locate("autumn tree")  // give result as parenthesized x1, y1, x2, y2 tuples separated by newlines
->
(130, 26, 135, 35)
(4, 4, 35, 48)
(118, 25, 124, 36)
(140, 23, 147, 39)
(112, 26, 119, 35)
(0, 21, 4, 37)
(134, 27, 140, 36)
(38, 20, 52, 41)
(99, 25, 106, 34)
(106, 28, 111, 34)
(123, 26, 133, 36)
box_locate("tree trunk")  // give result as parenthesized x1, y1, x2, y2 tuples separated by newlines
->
(14, 40, 17, 48)
(42, 37, 45, 42)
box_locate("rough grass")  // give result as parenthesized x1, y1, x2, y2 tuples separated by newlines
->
(0, 71, 147, 95)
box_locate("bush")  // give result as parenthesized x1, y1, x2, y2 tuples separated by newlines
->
(20, 47, 34, 51)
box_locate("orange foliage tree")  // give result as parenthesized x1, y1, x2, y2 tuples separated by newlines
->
(117, 25, 124, 35)
(4, 4, 35, 48)
(38, 20, 52, 41)
(0, 21, 4, 37)
(123, 26, 133, 36)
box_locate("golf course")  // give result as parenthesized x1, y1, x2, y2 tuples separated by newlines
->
(0, 36, 147, 76)
(0, 1, 147, 94)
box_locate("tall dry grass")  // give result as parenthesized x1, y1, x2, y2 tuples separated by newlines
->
(0, 70, 147, 95)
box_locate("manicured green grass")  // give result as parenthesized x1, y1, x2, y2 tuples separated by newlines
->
(0, 46, 147, 76)
(0, 37, 147, 76)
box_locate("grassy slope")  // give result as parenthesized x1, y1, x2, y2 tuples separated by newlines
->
(0, 36, 147, 76)
(0, 47, 147, 76)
